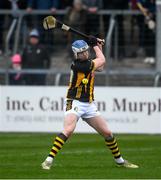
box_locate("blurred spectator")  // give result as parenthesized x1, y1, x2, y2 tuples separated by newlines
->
(1, 0, 27, 54)
(82, 0, 103, 36)
(26, 0, 59, 13)
(0, 1, 4, 54)
(103, 0, 129, 10)
(26, 0, 59, 45)
(9, 54, 25, 85)
(18, 0, 27, 9)
(21, 29, 50, 85)
(137, 0, 155, 16)
(129, 0, 139, 53)
(64, 0, 87, 57)
(129, 0, 138, 9)
(0, 0, 12, 54)
(136, 0, 156, 64)
(103, 0, 129, 59)
(59, 0, 74, 9)
(2, 0, 11, 9)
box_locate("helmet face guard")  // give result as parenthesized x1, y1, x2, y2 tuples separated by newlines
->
(72, 40, 89, 59)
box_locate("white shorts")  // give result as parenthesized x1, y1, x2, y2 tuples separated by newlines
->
(64, 99, 100, 119)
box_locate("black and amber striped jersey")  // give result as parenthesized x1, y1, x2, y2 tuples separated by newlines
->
(66, 59, 95, 102)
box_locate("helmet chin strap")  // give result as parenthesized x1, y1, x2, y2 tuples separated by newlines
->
(74, 53, 78, 59)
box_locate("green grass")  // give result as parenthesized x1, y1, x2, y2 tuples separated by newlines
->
(0, 133, 161, 179)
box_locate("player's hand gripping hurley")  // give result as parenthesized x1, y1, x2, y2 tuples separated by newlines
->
(43, 16, 105, 46)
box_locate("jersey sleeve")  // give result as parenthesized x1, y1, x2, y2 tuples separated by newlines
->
(72, 60, 95, 73)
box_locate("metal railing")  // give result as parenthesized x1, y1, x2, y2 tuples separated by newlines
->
(154, 72, 161, 86)
(0, 68, 107, 86)
(0, 9, 160, 86)
(0, 9, 143, 56)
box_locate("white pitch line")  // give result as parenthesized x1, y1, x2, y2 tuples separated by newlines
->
(0, 147, 156, 157)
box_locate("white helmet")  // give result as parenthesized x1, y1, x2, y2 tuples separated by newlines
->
(72, 40, 89, 58)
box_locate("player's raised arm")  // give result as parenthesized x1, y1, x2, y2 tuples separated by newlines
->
(88, 36, 106, 71)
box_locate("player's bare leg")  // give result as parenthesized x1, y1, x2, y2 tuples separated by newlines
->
(85, 116, 139, 168)
(41, 113, 78, 170)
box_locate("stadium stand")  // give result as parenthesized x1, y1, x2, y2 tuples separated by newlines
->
(0, 0, 160, 86)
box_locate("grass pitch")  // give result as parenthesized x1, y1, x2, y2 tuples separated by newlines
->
(0, 133, 161, 179)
